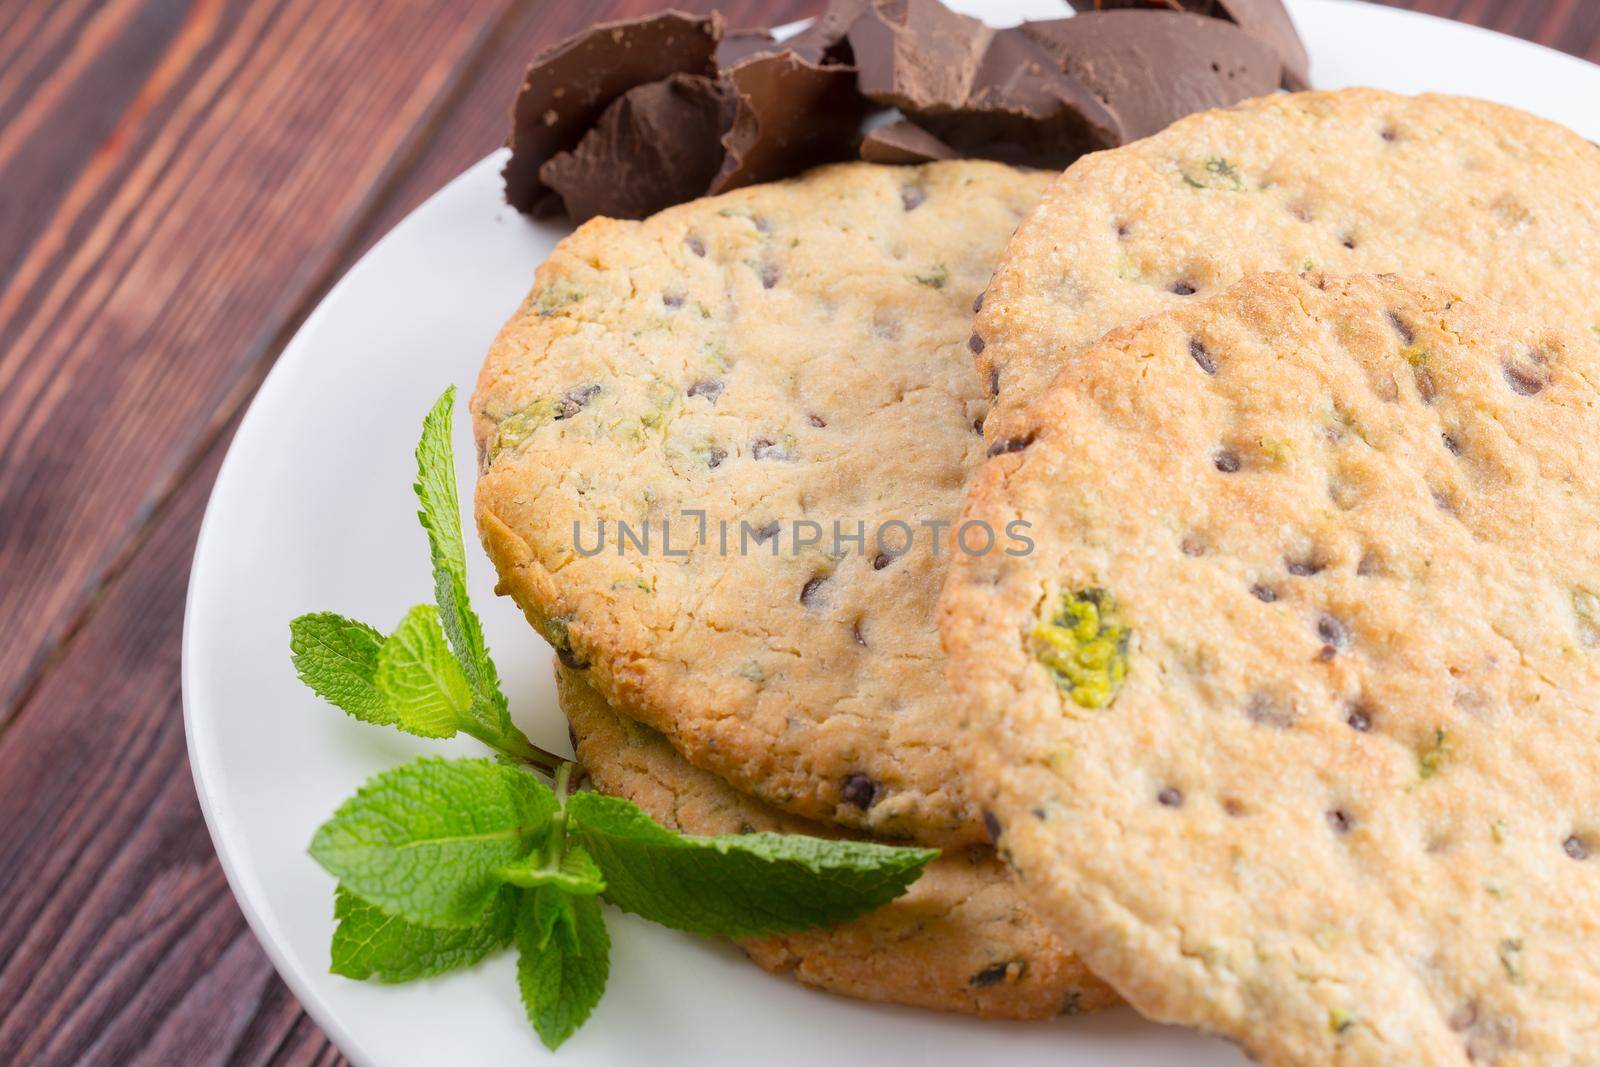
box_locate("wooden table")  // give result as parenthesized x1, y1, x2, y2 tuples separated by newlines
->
(0, 2, 1594, 1063)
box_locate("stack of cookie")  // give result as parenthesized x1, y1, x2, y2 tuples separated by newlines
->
(474, 159, 1115, 1017)
(474, 88, 1600, 1060)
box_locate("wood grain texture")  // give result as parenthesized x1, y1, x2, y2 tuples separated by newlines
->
(0, 0, 516, 724)
(0, 2, 1593, 1065)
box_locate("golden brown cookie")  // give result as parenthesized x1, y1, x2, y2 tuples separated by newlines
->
(941, 272, 1600, 1066)
(972, 88, 1600, 451)
(555, 661, 1117, 1019)
(474, 161, 1050, 845)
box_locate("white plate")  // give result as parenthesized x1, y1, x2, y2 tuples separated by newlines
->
(183, 2, 1600, 1063)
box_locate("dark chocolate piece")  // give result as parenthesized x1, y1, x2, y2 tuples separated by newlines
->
(859, 119, 958, 163)
(783, 0, 870, 65)
(504, 12, 722, 214)
(1020, 12, 1281, 142)
(847, 0, 1118, 168)
(539, 75, 736, 224)
(1065, 0, 1310, 90)
(710, 51, 869, 193)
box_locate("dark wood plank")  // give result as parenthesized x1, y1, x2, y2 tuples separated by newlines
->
(0, 0, 190, 288)
(0, 431, 274, 1067)
(0, 0, 519, 726)
(0, 423, 339, 1067)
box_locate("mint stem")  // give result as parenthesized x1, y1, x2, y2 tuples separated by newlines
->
(544, 762, 577, 865)
(463, 721, 566, 778)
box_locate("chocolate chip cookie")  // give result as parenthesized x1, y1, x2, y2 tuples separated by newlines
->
(556, 661, 1115, 1019)
(941, 272, 1600, 1065)
(474, 161, 1050, 845)
(972, 88, 1600, 450)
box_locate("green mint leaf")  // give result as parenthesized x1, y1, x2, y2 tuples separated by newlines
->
(516, 888, 609, 1050)
(529, 887, 579, 954)
(290, 613, 390, 725)
(372, 604, 471, 738)
(330, 885, 515, 982)
(498, 844, 605, 895)
(414, 388, 510, 738)
(567, 792, 936, 938)
(309, 757, 556, 927)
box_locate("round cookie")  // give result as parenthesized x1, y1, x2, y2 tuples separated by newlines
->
(972, 88, 1600, 449)
(474, 161, 1051, 845)
(554, 661, 1117, 1020)
(941, 272, 1600, 1065)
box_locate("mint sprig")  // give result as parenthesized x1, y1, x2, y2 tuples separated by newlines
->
(568, 791, 931, 938)
(294, 389, 936, 1050)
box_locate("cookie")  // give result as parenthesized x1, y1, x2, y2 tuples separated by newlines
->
(555, 661, 1117, 1019)
(940, 272, 1600, 1065)
(972, 88, 1600, 449)
(474, 161, 1051, 845)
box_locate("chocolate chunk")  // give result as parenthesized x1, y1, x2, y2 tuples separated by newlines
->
(1189, 337, 1217, 374)
(504, 12, 723, 214)
(841, 772, 879, 808)
(1214, 449, 1241, 473)
(1326, 809, 1354, 833)
(982, 809, 1003, 842)
(970, 962, 1012, 987)
(847, 0, 1118, 168)
(1565, 835, 1590, 860)
(987, 434, 1035, 457)
(1346, 706, 1373, 731)
(783, 0, 870, 65)
(1386, 309, 1416, 345)
(539, 75, 736, 224)
(687, 378, 724, 403)
(1503, 360, 1547, 396)
(860, 119, 959, 164)
(1157, 787, 1183, 807)
(1065, 0, 1310, 90)
(709, 51, 869, 193)
(1019, 11, 1282, 143)
(1250, 583, 1277, 603)
(1171, 280, 1197, 295)
(1285, 554, 1324, 577)
(1316, 613, 1348, 648)
(800, 575, 830, 608)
